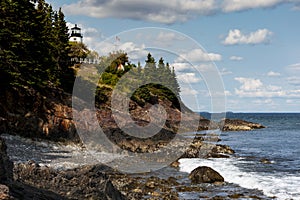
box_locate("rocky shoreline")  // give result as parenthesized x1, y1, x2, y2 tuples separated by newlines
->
(1, 134, 272, 200)
(0, 87, 267, 199)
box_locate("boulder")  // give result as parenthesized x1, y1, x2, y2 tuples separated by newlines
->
(189, 166, 224, 184)
(260, 158, 272, 164)
(220, 119, 265, 131)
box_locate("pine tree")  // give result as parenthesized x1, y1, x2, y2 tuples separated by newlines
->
(144, 53, 157, 82)
(0, 0, 73, 90)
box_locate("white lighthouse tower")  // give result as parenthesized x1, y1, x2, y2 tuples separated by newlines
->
(69, 24, 83, 43)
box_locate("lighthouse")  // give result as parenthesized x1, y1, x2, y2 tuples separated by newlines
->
(69, 24, 83, 43)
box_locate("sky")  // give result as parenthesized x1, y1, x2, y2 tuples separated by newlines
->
(47, 0, 300, 112)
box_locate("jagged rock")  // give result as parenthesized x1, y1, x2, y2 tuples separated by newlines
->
(0, 184, 10, 200)
(220, 118, 265, 131)
(212, 144, 235, 154)
(13, 163, 124, 200)
(198, 119, 219, 131)
(0, 87, 79, 143)
(189, 166, 224, 184)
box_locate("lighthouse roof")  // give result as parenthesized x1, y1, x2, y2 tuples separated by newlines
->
(71, 24, 81, 30)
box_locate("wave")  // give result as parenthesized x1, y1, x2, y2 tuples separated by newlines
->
(179, 158, 300, 200)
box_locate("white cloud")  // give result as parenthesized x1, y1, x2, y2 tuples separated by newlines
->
(235, 77, 263, 91)
(286, 90, 300, 98)
(230, 56, 243, 61)
(222, 29, 273, 45)
(220, 68, 232, 76)
(175, 49, 222, 63)
(156, 32, 184, 42)
(152, 31, 185, 47)
(177, 72, 202, 83)
(196, 63, 217, 72)
(267, 71, 281, 77)
(63, 0, 217, 24)
(234, 77, 286, 97)
(180, 87, 199, 96)
(62, 0, 299, 24)
(253, 98, 275, 105)
(172, 62, 191, 72)
(222, 0, 284, 12)
(287, 76, 300, 86)
(286, 63, 300, 71)
(89, 40, 148, 60)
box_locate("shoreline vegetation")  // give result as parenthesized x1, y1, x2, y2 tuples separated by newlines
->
(1, 0, 266, 199)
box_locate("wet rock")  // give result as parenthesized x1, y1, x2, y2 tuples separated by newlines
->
(0, 184, 10, 200)
(260, 158, 272, 164)
(212, 144, 235, 154)
(205, 144, 235, 158)
(205, 153, 230, 158)
(189, 166, 224, 184)
(198, 119, 219, 131)
(220, 118, 265, 131)
(170, 160, 180, 168)
(14, 163, 124, 200)
(180, 136, 204, 158)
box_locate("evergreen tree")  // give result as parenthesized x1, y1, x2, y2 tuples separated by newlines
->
(144, 53, 157, 82)
(0, 0, 74, 90)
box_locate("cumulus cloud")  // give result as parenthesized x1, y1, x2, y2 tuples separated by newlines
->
(234, 77, 286, 97)
(267, 71, 281, 77)
(222, 29, 273, 45)
(222, 0, 285, 12)
(230, 56, 243, 61)
(235, 77, 263, 91)
(177, 72, 202, 83)
(62, 0, 299, 24)
(152, 31, 185, 47)
(63, 0, 217, 24)
(172, 62, 191, 72)
(175, 49, 222, 63)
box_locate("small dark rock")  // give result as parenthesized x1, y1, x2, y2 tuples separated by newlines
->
(170, 160, 180, 168)
(260, 158, 272, 164)
(189, 166, 224, 184)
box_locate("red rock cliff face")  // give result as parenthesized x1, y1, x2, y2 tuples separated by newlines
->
(0, 86, 208, 144)
(0, 87, 79, 142)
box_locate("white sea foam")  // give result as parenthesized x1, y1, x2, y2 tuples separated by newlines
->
(179, 158, 300, 200)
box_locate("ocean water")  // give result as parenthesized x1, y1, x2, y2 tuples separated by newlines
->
(180, 113, 300, 199)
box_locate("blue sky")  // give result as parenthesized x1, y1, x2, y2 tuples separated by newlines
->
(48, 0, 300, 112)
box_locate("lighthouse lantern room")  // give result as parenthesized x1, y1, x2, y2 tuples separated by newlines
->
(70, 24, 83, 43)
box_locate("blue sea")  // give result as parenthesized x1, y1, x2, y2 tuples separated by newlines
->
(180, 113, 300, 199)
